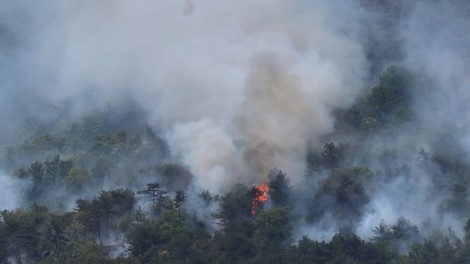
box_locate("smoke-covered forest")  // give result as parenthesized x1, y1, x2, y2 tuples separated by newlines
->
(1, 0, 470, 263)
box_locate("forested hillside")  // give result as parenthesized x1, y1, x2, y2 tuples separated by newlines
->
(1, 0, 470, 263)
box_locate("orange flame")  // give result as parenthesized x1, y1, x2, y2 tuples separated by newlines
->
(251, 182, 269, 215)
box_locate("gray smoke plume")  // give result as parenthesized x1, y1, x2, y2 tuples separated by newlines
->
(2, 0, 470, 244)
(0, 0, 367, 193)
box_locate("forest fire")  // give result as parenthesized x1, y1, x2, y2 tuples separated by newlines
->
(251, 182, 270, 215)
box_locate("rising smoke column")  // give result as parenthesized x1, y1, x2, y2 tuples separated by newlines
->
(0, 1, 368, 192)
(162, 0, 369, 192)
(2, 0, 470, 243)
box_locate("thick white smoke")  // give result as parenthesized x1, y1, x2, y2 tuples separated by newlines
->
(3, 0, 368, 192)
(2, 0, 470, 244)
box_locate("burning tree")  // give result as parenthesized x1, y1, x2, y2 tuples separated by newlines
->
(251, 183, 270, 215)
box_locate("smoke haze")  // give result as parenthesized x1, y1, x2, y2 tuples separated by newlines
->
(0, 0, 368, 190)
(1, 0, 470, 243)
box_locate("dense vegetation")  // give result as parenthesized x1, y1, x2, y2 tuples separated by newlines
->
(0, 64, 469, 263)
(1, 174, 470, 263)
(2, 1, 470, 263)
